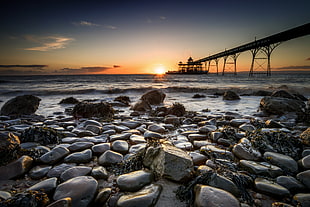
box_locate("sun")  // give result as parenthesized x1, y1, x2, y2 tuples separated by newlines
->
(154, 65, 166, 75)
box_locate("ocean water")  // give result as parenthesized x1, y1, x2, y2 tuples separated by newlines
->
(0, 72, 309, 117)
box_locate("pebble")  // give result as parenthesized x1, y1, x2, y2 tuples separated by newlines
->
(296, 170, 310, 189)
(98, 150, 123, 166)
(39, 146, 70, 164)
(67, 141, 94, 152)
(239, 160, 283, 178)
(0, 155, 33, 180)
(117, 170, 154, 192)
(53, 176, 98, 207)
(255, 178, 290, 197)
(301, 154, 310, 169)
(91, 143, 111, 154)
(64, 149, 92, 163)
(60, 166, 92, 182)
(111, 140, 129, 154)
(27, 177, 57, 194)
(110, 133, 131, 142)
(263, 151, 298, 173)
(91, 166, 108, 180)
(29, 165, 52, 179)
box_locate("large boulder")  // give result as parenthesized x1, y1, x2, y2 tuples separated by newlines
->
(141, 89, 166, 105)
(72, 101, 114, 119)
(143, 143, 193, 182)
(0, 95, 41, 116)
(0, 155, 33, 180)
(223, 91, 240, 101)
(259, 96, 305, 115)
(0, 132, 20, 166)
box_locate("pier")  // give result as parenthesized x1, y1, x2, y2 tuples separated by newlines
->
(176, 23, 310, 76)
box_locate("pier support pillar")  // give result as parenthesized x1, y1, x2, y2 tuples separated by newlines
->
(222, 53, 239, 75)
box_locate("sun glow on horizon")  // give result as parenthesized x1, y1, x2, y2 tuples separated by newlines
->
(153, 65, 166, 75)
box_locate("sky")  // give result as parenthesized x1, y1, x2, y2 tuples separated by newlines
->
(0, 0, 309, 75)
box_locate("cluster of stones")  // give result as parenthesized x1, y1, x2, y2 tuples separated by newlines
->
(0, 89, 309, 207)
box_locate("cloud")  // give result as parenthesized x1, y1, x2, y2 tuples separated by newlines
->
(104, 25, 117, 30)
(24, 36, 74, 51)
(159, 16, 167, 20)
(274, 65, 310, 70)
(60, 65, 119, 74)
(0, 64, 47, 68)
(75, 20, 100, 27)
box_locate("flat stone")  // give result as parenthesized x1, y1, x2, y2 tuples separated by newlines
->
(83, 120, 102, 127)
(110, 133, 132, 142)
(39, 146, 70, 164)
(72, 128, 97, 137)
(129, 135, 146, 144)
(143, 144, 193, 182)
(189, 152, 208, 166)
(120, 120, 141, 129)
(103, 129, 116, 135)
(276, 176, 305, 192)
(29, 165, 52, 179)
(239, 123, 256, 132)
(188, 134, 207, 142)
(98, 150, 123, 166)
(194, 184, 240, 207)
(232, 138, 261, 161)
(85, 125, 102, 134)
(53, 176, 98, 207)
(67, 142, 94, 152)
(92, 143, 110, 154)
(147, 124, 165, 133)
(60, 166, 92, 182)
(293, 193, 310, 207)
(240, 160, 283, 178)
(301, 154, 310, 169)
(91, 166, 108, 179)
(64, 149, 92, 163)
(174, 141, 193, 150)
(265, 120, 285, 128)
(208, 173, 240, 197)
(296, 170, 310, 189)
(255, 178, 290, 197)
(230, 119, 250, 127)
(144, 130, 163, 139)
(47, 163, 76, 178)
(198, 125, 217, 134)
(112, 140, 129, 154)
(27, 177, 57, 194)
(264, 152, 298, 173)
(117, 170, 154, 192)
(193, 140, 211, 149)
(117, 184, 162, 207)
(0, 155, 33, 180)
(114, 125, 130, 133)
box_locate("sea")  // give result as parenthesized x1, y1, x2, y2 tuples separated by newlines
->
(0, 72, 309, 117)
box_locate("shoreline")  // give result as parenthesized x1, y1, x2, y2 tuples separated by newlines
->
(0, 89, 309, 206)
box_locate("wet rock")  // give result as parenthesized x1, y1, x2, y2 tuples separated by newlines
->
(67, 141, 94, 152)
(201, 145, 234, 160)
(194, 184, 240, 207)
(189, 152, 208, 165)
(53, 176, 98, 207)
(144, 130, 163, 139)
(85, 125, 102, 134)
(265, 120, 284, 128)
(293, 193, 310, 207)
(167, 102, 186, 117)
(120, 120, 141, 129)
(59, 97, 80, 104)
(148, 124, 165, 133)
(259, 96, 305, 115)
(0, 191, 11, 200)
(29, 165, 52, 179)
(129, 134, 146, 144)
(198, 125, 217, 134)
(112, 140, 129, 154)
(39, 146, 70, 164)
(264, 152, 298, 173)
(94, 188, 112, 205)
(255, 178, 290, 197)
(276, 176, 305, 192)
(129, 143, 147, 154)
(239, 160, 283, 178)
(164, 116, 180, 125)
(143, 143, 193, 182)
(114, 96, 131, 106)
(301, 155, 310, 169)
(131, 100, 151, 112)
(296, 170, 310, 189)
(110, 133, 131, 142)
(0, 132, 20, 166)
(72, 101, 114, 119)
(223, 91, 240, 101)
(98, 150, 123, 166)
(230, 119, 250, 127)
(21, 126, 61, 145)
(210, 132, 223, 142)
(91, 166, 108, 179)
(117, 184, 162, 207)
(188, 134, 207, 142)
(0, 95, 41, 116)
(141, 89, 166, 105)
(239, 123, 256, 132)
(271, 90, 296, 99)
(116, 170, 154, 192)
(208, 173, 240, 197)
(92, 143, 110, 154)
(232, 138, 261, 161)
(47, 197, 72, 207)
(0, 155, 33, 180)
(47, 163, 76, 178)
(64, 149, 92, 163)
(71, 128, 97, 137)
(27, 177, 57, 194)
(60, 166, 92, 182)
(300, 127, 310, 146)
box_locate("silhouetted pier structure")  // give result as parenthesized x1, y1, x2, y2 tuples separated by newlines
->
(181, 23, 310, 76)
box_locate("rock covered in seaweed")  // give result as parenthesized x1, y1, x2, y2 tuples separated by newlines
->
(72, 101, 114, 119)
(0, 132, 20, 166)
(259, 96, 305, 115)
(20, 126, 61, 145)
(59, 97, 80, 104)
(141, 89, 166, 105)
(0, 95, 41, 116)
(223, 91, 240, 101)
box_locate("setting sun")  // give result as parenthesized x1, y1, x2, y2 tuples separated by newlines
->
(154, 65, 166, 74)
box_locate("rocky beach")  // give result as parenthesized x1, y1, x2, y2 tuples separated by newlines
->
(0, 88, 310, 207)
